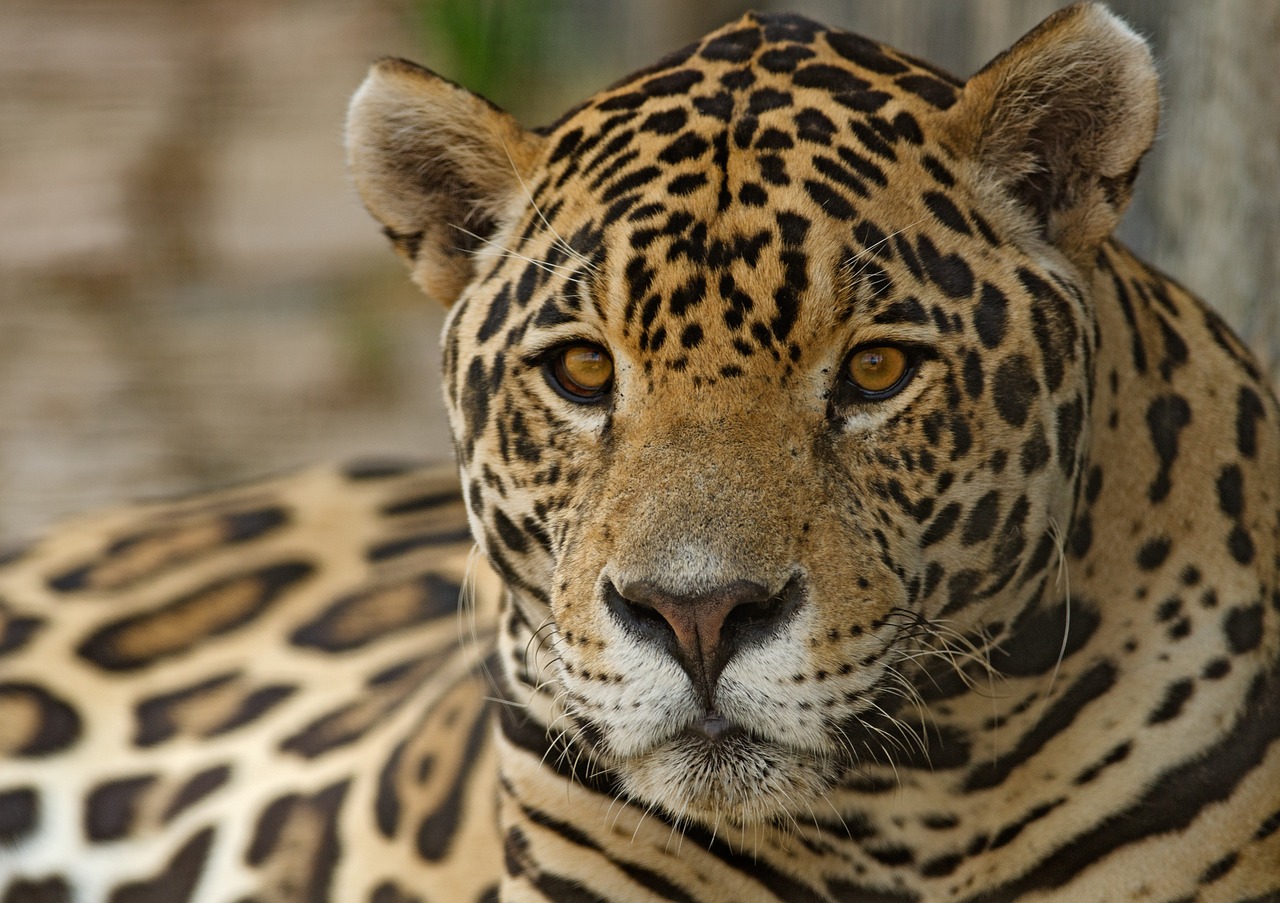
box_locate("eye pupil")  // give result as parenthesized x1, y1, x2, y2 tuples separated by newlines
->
(552, 344, 614, 400)
(847, 345, 909, 396)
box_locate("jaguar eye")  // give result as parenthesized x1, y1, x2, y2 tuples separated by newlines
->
(548, 343, 614, 402)
(845, 345, 912, 399)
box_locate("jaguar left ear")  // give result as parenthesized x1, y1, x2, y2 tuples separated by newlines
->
(346, 59, 545, 306)
(943, 2, 1159, 268)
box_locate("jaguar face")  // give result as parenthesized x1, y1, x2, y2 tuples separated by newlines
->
(442, 97, 1092, 826)
(348, 7, 1155, 824)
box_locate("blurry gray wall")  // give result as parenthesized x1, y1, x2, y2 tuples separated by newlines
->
(1, 0, 1276, 540)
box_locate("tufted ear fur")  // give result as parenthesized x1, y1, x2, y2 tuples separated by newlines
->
(346, 59, 545, 305)
(943, 3, 1159, 268)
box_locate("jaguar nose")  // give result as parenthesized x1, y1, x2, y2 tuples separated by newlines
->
(605, 576, 802, 705)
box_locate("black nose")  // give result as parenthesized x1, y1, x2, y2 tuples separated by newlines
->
(605, 576, 802, 705)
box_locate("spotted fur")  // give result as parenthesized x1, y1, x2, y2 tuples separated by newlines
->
(0, 464, 505, 902)
(3, 5, 1278, 901)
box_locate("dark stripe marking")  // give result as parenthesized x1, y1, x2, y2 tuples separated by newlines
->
(106, 826, 213, 903)
(416, 695, 492, 861)
(0, 787, 38, 845)
(86, 774, 157, 843)
(0, 682, 81, 756)
(367, 529, 474, 563)
(77, 562, 314, 671)
(245, 781, 348, 903)
(162, 765, 232, 824)
(48, 507, 289, 594)
(961, 667, 1280, 902)
(290, 574, 460, 653)
(964, 660, 1116, 791)
(1, 878, 71, 903)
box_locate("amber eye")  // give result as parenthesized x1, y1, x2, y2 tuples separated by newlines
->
(846, 345, 911, 398)
(549, 343, 614, 401)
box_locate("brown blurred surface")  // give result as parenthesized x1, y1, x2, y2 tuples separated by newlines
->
(1, 0, 1275, 540)
(0, 0, 451, 539)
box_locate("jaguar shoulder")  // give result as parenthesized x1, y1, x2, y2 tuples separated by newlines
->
(3, 4, 1279, 902)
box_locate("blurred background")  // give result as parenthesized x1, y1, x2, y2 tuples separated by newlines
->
(2, 0, 1276, 541)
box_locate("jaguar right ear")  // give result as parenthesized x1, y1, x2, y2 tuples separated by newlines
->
(346, 59, 545, 306)
(941, 3, 1159, 269)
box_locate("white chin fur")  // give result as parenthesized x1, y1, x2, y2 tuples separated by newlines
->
(618, 733, 839, 827)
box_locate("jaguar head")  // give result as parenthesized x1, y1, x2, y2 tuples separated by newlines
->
(347, 4, 1157, 825)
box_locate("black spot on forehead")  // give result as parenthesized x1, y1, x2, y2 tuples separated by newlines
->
(974, 283, 1008, 349)
(825, 31, 909, 76)
(658, 132, 710, 164)
(755, 12, 824, 44)
(893, 111, 924, 143)
(795, 107, 837, 144)
(831, 88, 892, 114)
(993, 356, 1039, 427)
(754, 126, 793, 150)
(668, 274, 707, 318)
(640, 108, 688, 134)
(596, 91, 647, 113)
(813, 153, 871, 199)
(923, 191, 970, 235)
(733, 115, 759, 149)
(642, 69, 705, 96)
(915, 235, 974, 298)
(837, 146, 887, 187)
(793, 63, 872, 96)
(720, 68, 756, 91)
(737, 183, 767, 206)
(759, 45, 815, 73)
(757, 154, 790, 186)
(850, 120, 897, 161)
(748, 87, 792, 113)
(896, 73, 958, 109)
(548, 127, 583, 165)
(707, 229, 772, 268)
(803, 178, 857, 221)
(476, 284, 512, 344)
(874, 297, 927, 326)
(694, 91, 734, 122)
(700, 26, 762, 63)
(601, 165, 663, 203)
(513, 262, 541, 309)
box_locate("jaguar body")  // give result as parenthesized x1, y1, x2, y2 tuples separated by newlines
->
(2, 5, 1278, 901)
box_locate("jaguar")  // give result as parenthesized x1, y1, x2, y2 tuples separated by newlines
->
(2, 4, 1278, 901)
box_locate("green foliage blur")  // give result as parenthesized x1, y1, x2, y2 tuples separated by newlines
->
(409, 0, 570, 119)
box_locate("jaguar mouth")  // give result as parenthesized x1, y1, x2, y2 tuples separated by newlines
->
(683, 711, 742, 742)
(615, 717, 840, 826)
